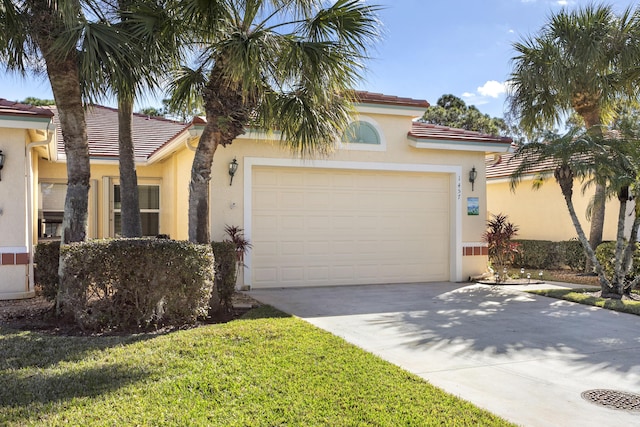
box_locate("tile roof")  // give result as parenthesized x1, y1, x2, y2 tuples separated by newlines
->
(48, 105, 190, 161)
(409, 122, 513, 144)
(353, 91, 430, 108)
(0, 99, 54, 119)
(486, 151, 559, 180)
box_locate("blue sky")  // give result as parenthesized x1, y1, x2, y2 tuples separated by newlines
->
(0, 0, 635, 119)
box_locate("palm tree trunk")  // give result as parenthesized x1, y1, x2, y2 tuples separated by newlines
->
(118, 95, 142, 237)
(188, 63, 253, 243)
(556, 170, 610, 291)
(584, 114, 605, 269)
(29, 0, 90, 244)
(611, 192, 628, 295)
(188, 125, 218, 243)
(588, 182, 607, 250)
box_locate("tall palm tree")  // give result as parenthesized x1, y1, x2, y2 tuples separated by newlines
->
(102, 0, 184, 237)
(1, 0, 90, 244)
(508, 4, 640, 254)
(168, 0, 381, 243)
(0, 0, 153, 243)
(510, 130, 640, 297)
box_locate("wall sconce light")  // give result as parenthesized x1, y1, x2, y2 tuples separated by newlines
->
(0, 150, 5, 181)
(468, 166, 477, 191)
(229, 157, 238, 186)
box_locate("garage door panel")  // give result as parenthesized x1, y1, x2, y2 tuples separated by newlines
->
(252, 167, 450, 287)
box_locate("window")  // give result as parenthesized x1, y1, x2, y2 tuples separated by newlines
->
(113, 184, 160, 236)
(38, 183, 66, 239)
(342, 121, 381, 145)
(338, 117, 386, 152)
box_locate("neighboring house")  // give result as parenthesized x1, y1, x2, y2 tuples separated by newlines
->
(0, 92, 512, 300)
(486, 152, 624, 241)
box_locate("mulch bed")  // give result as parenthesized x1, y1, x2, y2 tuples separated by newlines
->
(0, 292, 262, 336)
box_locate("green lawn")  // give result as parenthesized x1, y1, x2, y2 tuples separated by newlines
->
(0, 306, 513, 426)
(528, 288, 640, 316)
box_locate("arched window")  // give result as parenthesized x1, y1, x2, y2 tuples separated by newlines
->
(341, 121, 381, 145)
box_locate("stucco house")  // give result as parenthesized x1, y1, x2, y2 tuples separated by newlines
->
(0, 92, 512, 300)
(486, 152, 624, 241)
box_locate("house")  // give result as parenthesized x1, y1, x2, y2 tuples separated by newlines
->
(0, 92, 512, 300)
(486, 151, 625, 241)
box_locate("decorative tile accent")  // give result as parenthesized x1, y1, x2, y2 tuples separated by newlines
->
(0, 253, 31, 265)
(15, 253, 30, 265)
(1, 253, 15, 265)
(462, 245, 488, 257)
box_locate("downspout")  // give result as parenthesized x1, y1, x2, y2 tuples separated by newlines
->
(25, 124, 54, 295)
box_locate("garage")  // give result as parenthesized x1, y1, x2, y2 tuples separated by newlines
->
(248, 165, 452, 288)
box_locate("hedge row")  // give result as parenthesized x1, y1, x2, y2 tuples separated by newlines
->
(511, 239, 586, 270)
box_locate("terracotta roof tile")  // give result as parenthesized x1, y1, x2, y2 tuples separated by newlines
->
(409, 122, 513, 144)
(353, 91, 430, 108)
(48, 106, 190, 161)
(486, 151, 559, 179)
(0, 99, 54, 119)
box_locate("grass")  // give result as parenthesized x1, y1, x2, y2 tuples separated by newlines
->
(528, 288, 640, 316)
(0, 306, 513, 427)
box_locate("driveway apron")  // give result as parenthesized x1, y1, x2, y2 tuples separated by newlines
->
(248, 283, 640, 427)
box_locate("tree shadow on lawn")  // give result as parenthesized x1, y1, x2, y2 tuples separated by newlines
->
(0, 326, 160, 371)
(367, 284, 640, 375)
(0, 362, 148, 420)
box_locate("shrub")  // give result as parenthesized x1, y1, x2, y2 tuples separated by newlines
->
(34, 241, 60, 301)
(561, 239, 587, 271)
(512, 240, 562, 269)
(595, 241, 640, 281)
(58, 239, 214, 331)
(211, 241, 237, 311)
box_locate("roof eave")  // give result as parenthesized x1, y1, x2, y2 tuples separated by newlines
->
(356, 103, 427, 117)
(408, 137, 514, 153)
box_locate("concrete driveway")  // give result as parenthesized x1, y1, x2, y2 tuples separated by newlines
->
(248, 282, 640, 427)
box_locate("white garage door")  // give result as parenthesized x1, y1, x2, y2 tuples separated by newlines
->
(250, 167, 450, 288)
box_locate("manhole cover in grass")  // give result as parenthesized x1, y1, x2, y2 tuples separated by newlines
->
(581, 389, 640, 411)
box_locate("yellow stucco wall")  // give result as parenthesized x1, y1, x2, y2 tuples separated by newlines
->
(206, 112, 490, 282)
(487, 177, 620, 241)
(35, 109, 497, 284)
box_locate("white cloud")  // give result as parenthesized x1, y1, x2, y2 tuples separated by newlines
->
(461, 92, 475, 99)
(477, 80, 507, 98)
(557, 0, 568, 5)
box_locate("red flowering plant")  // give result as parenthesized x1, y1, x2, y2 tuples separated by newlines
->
(482, 214, 520, 283)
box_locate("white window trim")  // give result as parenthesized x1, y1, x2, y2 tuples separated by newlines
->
(104, 177, 162, 237)
(337, 115, 387, 152)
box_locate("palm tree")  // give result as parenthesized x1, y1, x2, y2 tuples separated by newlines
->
(510, 129, 640, 297)
(103, 0, 184, 237)
(0, 0, 154, 243)
(0, 0, 90, 243)
(508, 3, 640, 254)
(168, 0, 380, 243)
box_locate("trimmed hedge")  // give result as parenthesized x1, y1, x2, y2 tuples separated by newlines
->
(211, 241, 237, 311)
(512, 239, 587, 271)
(58, 239, 215, 331)
(34, 241, 60, 301)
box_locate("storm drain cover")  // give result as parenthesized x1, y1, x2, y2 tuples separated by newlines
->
(581, 389, 640, 411)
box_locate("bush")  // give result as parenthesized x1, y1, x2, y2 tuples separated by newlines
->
(595, 241, 640, 280)
(34, 241, 60, 301)
(512, 240, 562, 269)
(561, 239, 587, 271)
(211, 241, 237, 311)
(58, 239, 214, 331)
